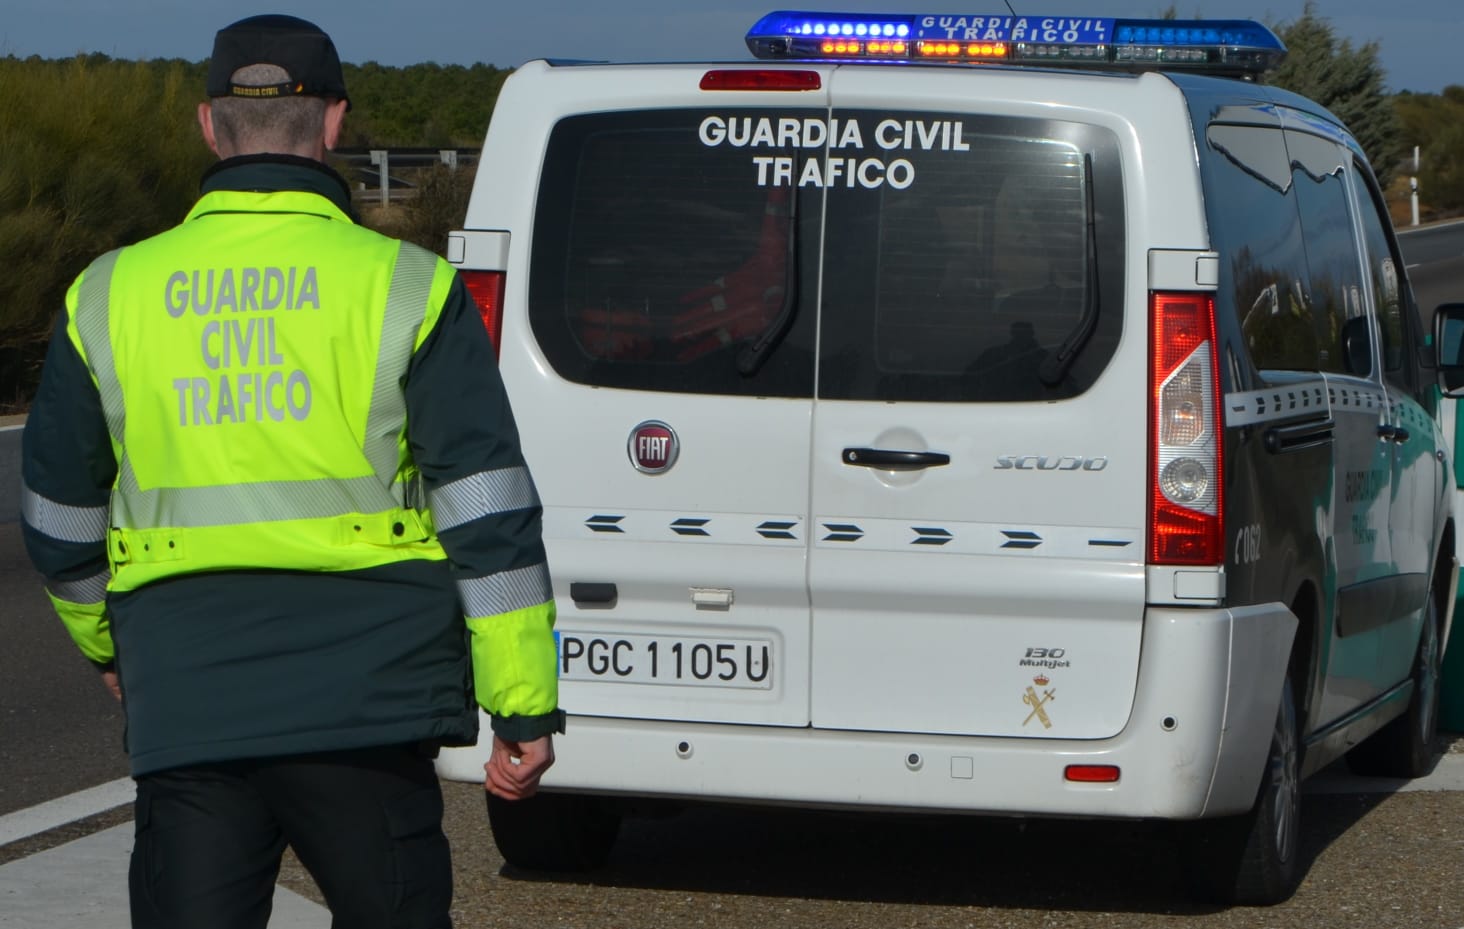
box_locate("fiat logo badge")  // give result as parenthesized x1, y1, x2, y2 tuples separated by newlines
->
(629, 420, 679, 474)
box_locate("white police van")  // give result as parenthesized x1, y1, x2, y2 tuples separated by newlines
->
(437, 10, 1458, 905)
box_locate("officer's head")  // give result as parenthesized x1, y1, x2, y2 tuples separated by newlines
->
(198, 14, 349, 161)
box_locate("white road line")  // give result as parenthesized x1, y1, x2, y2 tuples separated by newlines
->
(0, 778, 134, 847)
(1398, 218, 1464, 235)
(0, 823, 330, 928)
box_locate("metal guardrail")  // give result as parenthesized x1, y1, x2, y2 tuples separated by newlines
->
(334, 148, 481, 207)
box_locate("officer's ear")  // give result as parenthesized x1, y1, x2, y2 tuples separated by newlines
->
(323, 98, 348, 152)
(198, 102, 223, 157)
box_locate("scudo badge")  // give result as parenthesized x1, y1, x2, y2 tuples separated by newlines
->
(629, 421, 679, 474)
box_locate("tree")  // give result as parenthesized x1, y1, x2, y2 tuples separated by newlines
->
(1265, 2, 1403, 187)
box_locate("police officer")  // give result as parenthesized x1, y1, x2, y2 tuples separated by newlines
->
(20, 15, 561, 929)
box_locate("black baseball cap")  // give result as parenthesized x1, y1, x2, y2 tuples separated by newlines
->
(206, 14, 349, 107)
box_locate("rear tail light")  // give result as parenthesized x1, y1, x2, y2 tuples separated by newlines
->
(460, 270, 506, 357)
(1149, 292, 1223, 565)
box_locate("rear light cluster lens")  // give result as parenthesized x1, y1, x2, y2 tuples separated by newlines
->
(1149, 292, 1223, 565)
(1065, 764, 1121, 783)
(1160, 458, 1210, 505)
(460, 270, 506, 357)
(700, 69, 822, 91)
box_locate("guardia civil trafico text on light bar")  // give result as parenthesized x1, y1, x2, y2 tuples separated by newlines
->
(744, 10, 1287, 76)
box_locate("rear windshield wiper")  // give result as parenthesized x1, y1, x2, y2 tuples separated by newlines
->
(737, 186, 800, 377)
(1039, 153, 1100, 387)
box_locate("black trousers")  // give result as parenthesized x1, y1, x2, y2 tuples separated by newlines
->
(129, 745, 453, 929)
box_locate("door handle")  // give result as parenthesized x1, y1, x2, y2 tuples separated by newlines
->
(570, 582, 617, 606)
(1263, 418, 1333, 453)
(1377, 424, 1409, 444)
(842, 447, 951, 470)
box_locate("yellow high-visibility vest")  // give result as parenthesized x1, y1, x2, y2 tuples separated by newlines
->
(66, 187, 456, 592)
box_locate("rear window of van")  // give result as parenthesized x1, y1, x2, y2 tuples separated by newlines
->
(529, 109, 1125, 401)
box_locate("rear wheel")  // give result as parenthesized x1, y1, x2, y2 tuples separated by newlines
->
(1180, 677, 1302, 906)
(1346, 593, 1442, 779)
(486, 791, 622, 872)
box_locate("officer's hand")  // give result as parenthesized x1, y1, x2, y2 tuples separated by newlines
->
(484, 734, 555, 801)
(101, 670, 122, 703)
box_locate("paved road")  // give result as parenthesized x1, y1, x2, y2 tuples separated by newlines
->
(0, 522, 129, 818)
(1407, 221, 1464, 344)
(2, 222, 1462, 925)
(21, 777, 1464, 929)
(0, 420, 19, 525)
(6, 443, 1464, 926)
(4, 757, 1463, 928)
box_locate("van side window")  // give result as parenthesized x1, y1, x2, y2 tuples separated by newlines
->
(1351, 158, 1418, 393)
(1285, 130, 1375, 379)
(1202, 124, 1324, 375)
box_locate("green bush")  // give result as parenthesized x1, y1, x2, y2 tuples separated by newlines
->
(0, 54, 509, 412)
(361, 163, 478, 255)
(0, 55, 213, 411)
(1395, 87, 1464, 216)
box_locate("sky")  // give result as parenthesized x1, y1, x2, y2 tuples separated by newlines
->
(2, 0, 1459, 94)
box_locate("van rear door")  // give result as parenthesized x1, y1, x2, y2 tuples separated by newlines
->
(502, 67, 835, 728)
(807, 69, 1147, 739)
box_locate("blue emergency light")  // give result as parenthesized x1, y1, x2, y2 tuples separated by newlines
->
(745, 10, 1286, 76)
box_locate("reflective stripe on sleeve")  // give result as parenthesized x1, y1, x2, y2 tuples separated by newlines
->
(458, 562, 553, 619)
(49, 570, 110, 606)
(20, 486, 110, 544)
(429, 467, 538, 533)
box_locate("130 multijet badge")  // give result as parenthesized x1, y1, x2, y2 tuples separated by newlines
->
(629, 421, 680, 474)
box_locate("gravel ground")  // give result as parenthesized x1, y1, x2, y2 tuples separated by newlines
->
(275, 734, 1464, 928)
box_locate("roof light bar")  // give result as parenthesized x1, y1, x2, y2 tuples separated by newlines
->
(745, 10, 1286, 76)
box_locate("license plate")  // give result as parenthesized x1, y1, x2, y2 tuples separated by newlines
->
(557, 632, 774, 689)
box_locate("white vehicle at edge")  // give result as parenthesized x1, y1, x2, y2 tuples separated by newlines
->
(438, 10, 1460, 905)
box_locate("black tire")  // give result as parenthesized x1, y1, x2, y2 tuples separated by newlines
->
(1180, 678, 1302, 906)
(1346, 594, 1443, 779)
(485, 791, 621, 872)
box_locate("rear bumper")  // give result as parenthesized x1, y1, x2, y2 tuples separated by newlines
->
(439, 603, 1296, 819)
